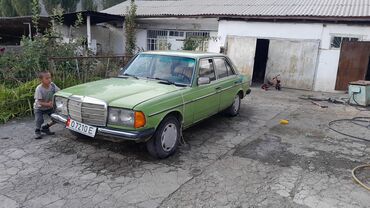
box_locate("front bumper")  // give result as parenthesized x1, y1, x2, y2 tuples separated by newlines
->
(51, 113, 155, 142)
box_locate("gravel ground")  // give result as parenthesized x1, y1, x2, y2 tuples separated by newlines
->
(0, 87, 369, 208)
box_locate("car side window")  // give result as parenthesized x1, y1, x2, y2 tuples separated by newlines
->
(199, 58, 216, 81)
(225, 60, 235, 75)
(214, 58, 229, 79)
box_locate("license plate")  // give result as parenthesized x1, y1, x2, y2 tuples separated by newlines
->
(66, 118, 97, 138)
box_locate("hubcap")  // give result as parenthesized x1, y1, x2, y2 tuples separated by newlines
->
(161, 123, 178, 152)
(232, 96, 240, 113)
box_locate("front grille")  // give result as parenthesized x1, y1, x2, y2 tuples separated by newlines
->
(68, 98, 107, 126)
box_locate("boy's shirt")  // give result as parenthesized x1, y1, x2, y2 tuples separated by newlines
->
(33, 82, 60, 110)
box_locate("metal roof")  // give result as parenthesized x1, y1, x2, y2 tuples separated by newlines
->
(102, 0, 370, 18)
(62, 11, 124, 26)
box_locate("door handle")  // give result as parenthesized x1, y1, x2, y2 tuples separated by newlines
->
(215, 86, 221, 90)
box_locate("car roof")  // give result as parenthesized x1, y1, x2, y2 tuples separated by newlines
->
(141, 50, 225, 58)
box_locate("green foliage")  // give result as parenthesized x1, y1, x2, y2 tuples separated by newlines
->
(124, 0, 137, 56)
(0, 1, 126, 123)
(0, 0, 18, 16)
(11, 0, 32, 16)
(74, 12, 84, 28)
(182, 36, 218, 51)
(0, 3, 95, 122)
(0, 80, 38, 123)
(32, 0, 41, 34)
(182, 37, 201, 51)
(82, 0, 97, 11)
(43, 0, 78, 14)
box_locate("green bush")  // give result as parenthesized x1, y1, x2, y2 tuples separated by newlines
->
(0, 6, 126, 123)
(0, 80, 38, 123)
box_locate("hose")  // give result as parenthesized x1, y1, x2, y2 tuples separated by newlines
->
(328, 117, 370, 142)
(352, 164, 370, 191)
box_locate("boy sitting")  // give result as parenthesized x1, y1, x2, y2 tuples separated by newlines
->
(34, 71, 60, 139)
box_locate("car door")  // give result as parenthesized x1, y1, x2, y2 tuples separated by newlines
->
(213, 57, 240, 111)
(191, 58, 220, 122)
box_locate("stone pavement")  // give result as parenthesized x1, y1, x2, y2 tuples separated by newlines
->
(0, 87, 369, 208)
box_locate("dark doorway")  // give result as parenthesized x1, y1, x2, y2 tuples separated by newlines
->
(252, 39, 270, 83)
(366, 57, 370, 81)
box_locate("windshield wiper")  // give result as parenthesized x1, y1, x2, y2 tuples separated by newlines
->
(153, 77, 188, 87)
(120, 73, 139, 79)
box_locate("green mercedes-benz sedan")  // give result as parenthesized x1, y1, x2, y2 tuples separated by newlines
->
(52, 51, 251, 158)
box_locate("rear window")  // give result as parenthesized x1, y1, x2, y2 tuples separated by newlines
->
(199, 58, 216, 81)
(214, 58, 228, 79)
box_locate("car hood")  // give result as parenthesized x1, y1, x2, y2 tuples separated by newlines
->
(58, 78, 183, 109)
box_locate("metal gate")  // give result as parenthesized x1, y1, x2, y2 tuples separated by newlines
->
(335, 41, 370, 91)
(226, 36, 257, 80)
(266, 39, 320, 90)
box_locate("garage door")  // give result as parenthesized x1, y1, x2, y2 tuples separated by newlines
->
(226, 36, 257, 79)
(335, 41, 370, 91)
(266, 39, 320, 90)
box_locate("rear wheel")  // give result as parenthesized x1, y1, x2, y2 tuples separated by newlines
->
(225, 94, 241, 117)
(146, 116, 180, 159)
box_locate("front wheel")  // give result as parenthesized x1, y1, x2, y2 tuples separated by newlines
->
(146, 116, 180, 159)
(225, 94, 241, 117)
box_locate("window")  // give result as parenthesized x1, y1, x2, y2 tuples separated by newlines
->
(123, 54, 195, 85)
(186, 31, 210, 38)
(214, 58, 228, 79)
(169, 31, 184, 37)
(213, 58, 236, 79)
(199, 59, 216, 81)
(331, 36, 360, 49)
(147, 30, 168, 51)
(225, 60, 235, 75)
(147, 30, 212, 51)
(186, 32, 211, 52)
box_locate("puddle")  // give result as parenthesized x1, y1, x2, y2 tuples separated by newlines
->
(233, 134, 362, 176)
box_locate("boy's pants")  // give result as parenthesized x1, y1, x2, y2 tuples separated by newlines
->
(34, 108, 54, 130)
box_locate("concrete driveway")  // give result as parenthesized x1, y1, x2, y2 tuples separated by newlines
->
(0, 88, 369, 208)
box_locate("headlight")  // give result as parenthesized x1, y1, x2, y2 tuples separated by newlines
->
(108, 108, 146, 128)
(54, 96, 68, 116)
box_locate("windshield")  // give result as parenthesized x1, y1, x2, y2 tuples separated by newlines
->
(121, 54, 196, 85)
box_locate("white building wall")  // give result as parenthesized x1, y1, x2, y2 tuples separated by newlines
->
(135, 17, 218, 51)
(210, 20, 370, 92)
(136, 29, 147, 51)
(59, 23, 125, 55)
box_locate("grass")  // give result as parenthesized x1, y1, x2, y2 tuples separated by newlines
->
(0, 80, 39, 123)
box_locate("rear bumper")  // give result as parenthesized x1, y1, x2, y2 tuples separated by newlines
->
(51, 113, 155, 142)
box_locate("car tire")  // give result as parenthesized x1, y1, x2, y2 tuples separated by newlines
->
(69, 130, 90, 139)
(146, 116, 180, 159)
(226, 94, 241, 117)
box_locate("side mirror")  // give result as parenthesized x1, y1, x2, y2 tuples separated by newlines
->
(198, 77, 211, 85)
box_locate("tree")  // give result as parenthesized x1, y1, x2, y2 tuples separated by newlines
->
(124, 0, 137, 55)
(43, 0, 78, 14)
(182, 37, 201, 51)
(11, 0, 32, 16)
(0, 0, 18, 16)
(32, 0, 41, 34)
(82, 0, 97, 11)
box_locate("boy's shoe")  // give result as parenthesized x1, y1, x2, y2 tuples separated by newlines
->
(34, 129, 43, 140)
(41, 125, 55, 135)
